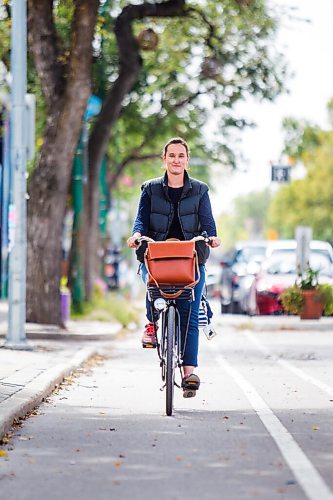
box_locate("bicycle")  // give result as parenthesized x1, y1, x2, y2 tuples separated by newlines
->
(135, 233, 212, 416)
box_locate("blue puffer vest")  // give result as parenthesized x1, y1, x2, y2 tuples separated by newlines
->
(141, 171, 210, 263)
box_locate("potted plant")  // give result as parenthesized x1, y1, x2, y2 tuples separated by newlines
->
(280, 268, 333, 319)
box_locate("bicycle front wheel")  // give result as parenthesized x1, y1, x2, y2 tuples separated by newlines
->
(166, 305, 176, 416)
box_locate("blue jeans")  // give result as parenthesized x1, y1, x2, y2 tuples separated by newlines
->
(140, 264, 206, 367)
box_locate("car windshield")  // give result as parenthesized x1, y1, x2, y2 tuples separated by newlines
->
(263, 250, 333, 277)
(271, 247, 333, 263)
(237, 246, 267, 264)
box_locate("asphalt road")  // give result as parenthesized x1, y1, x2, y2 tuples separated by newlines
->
(1, 319, 333, 500)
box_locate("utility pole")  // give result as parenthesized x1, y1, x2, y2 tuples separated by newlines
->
(4, 0, 30, 349)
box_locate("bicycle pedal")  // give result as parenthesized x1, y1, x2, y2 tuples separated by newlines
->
(183, 389, 196, 398)
(142, 343, 156, 349)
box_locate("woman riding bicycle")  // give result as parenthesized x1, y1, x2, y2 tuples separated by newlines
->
(127, 137, 220, 397)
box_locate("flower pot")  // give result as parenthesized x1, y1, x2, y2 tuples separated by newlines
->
(300, 290, 323, 320)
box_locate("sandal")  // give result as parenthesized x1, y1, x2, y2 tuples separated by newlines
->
(182, 374, 200, 398)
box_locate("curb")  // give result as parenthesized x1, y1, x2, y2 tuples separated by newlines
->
(224, 321, 333, 332)
(0, 346, 96, 439)
(0, 321, 123, 341)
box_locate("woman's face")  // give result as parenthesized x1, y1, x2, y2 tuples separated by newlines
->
(163, 143, 188, 177)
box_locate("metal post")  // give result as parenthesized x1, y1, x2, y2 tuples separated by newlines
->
(70, 131, 85, 313)
(4, 0, 30, 349)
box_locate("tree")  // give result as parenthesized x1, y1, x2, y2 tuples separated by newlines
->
(27, 0, 100, 324)
(267, 115, 333, 243)
(22, 0, 285, 325)
(83, 0, 286, 299)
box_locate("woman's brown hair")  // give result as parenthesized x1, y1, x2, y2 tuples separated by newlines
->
(162, 137, 190, 158)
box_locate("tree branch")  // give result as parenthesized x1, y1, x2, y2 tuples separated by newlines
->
(186, 6, 217, 50)
(65, 0, 100, 101)
(27, 0, 64, 107)
(108, 87, 204, 188)
(89, 0, 187, 172)
(109, 153, 161, 189)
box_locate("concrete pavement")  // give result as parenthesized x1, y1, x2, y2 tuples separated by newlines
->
(0, 300, 122, 439)
(1, 296, 332, 442)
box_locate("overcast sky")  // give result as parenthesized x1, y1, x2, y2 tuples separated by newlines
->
(211, 0, 333, 215)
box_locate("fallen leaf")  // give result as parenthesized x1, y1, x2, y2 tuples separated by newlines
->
(0, 449, 8, 457)
(312, 426, 320, 431)
(113, 461, 123, 468)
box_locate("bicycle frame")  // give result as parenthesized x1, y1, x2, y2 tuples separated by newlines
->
(148, 285, 193, 415)
(135, 233, 211, 415)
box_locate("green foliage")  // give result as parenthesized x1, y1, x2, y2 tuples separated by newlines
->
(90, 0, 287, 191)
(71, 289, 139, 327)
(217, 188, 272, 248)
(267, 125, 333, 244)
(280, 285, 304, 315)
(0, 3, 10, 69)
(319, 283, 333, 316)
(282, 118, 321, 161)
(296, 267, 319, 290)
(3, 0, 286, 193)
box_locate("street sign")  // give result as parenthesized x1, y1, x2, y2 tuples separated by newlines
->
(271, 165, 291, 183)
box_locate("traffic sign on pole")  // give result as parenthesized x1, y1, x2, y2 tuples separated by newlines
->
(271, 165, 291, 183)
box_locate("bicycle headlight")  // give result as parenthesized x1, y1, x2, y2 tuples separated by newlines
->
(154, 298, 166, 311)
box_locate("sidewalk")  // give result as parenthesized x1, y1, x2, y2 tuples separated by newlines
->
(0, 300, 122, 439)
(209, 298, 333, 332)
(218, 313, 333, 332)
(1, 298, 331, 440)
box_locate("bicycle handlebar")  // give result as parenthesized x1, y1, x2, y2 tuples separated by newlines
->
(134, 232, 213, 247)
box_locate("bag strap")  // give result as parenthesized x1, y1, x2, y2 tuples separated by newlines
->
(144, 251, 200, 299)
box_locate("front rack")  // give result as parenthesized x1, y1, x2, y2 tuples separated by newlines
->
(147, 285, 194, 302)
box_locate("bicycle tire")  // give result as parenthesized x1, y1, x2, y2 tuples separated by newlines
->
(166, 305, 176, 416)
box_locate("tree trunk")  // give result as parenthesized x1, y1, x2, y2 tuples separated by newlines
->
(27, 0, 99, 324)
(84, 0, 186, 301)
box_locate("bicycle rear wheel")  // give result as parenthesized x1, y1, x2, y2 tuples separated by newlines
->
(166, 305, 176, 416)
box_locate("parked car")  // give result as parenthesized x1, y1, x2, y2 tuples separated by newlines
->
(247, 248, 333, 315)
(219, 241, 268, 313)
(265, 239, 333, 262)
(205, 263, 222, 299)
(240, 239, 333, 314)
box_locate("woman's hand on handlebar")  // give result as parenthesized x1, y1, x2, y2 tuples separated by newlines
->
(127, 232, 141, 248)
(192, 233, 221, 248)
(208, 236, 221, 248)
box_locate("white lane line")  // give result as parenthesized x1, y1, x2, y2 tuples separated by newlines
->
(215, 353, 333, 500)
(243, 331, 333, 398)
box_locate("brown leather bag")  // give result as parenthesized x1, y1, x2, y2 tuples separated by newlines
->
(144, 240, 199, 298)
